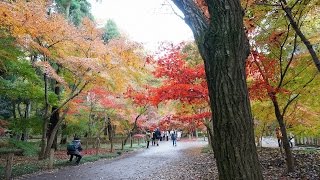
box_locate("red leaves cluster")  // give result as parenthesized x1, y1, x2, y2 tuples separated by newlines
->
(125, 86, 151, 106)
(174, 112, 210, 125)
(247, 51, 290, 100)
(129, 43, 211, 130)
(67, 87, 123, 115)
(152, 44, 208, 105)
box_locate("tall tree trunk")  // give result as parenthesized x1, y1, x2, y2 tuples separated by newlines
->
(123, 107, 147, 146)
(47, 66, 61, 150)
(45, 118, 62, 157)
(39, 73, 49, 160)
(21, 101, 31, 141)
(204, 122, 214, 150)
(172, 0, 263, 179)
(271, 95, 294, 172)
(44, 110, 69, 158)
(12, 102, 16, 119)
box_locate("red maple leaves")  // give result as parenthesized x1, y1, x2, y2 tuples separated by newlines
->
(247, 50, 290, 100)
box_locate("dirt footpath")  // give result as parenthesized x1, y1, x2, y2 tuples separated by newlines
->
(19, 139, 209, 180)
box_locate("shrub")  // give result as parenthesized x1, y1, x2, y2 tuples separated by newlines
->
(8, 139, 39, 156)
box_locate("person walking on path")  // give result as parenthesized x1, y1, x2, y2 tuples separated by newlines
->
(155, 128, 161, 146)
(145, 130, 151, 148)
(67, 137, 83, 164)
(151, 130, 156, 146)
(171, 131, 177, 146)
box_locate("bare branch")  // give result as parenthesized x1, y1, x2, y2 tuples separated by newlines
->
(164, 0, 184, 21)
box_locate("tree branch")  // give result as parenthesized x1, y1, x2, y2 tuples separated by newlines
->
(280, 0, 320, 72)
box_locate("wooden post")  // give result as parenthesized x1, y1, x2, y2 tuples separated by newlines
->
(138, 138, 140, 145)
(48, 148, 54, 169)
(5, 153, 14, 180)
(121, 140, 124, 150)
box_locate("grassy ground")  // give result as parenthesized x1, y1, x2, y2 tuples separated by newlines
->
(0, 139, 146, 179)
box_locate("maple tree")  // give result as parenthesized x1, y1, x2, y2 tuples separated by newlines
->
(245, 0, 320, 171)
(0, 0, 105, 159)
(65, 86, 125, 152)
(148, 43, 212, 141)
(123, 86, 150, 145)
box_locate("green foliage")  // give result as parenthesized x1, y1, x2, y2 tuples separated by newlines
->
(65, 115, 89, 136)
(102, 19, 121, 43)
(182, 42, 203, 66)
(0, 36, 21, 74)
(55, 0, 94, 26)
(0, 97, 13, 119)
(9, 116, 43, 135)
(0, 163, 40, 179)
(8, 139, 39, 156)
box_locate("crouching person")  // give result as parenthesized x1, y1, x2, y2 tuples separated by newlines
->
(67, 137, 83, 164)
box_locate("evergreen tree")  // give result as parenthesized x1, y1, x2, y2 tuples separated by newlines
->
(102, 19, 121, 43)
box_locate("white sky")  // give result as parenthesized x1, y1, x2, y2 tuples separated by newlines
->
(89, 0, 194, 51)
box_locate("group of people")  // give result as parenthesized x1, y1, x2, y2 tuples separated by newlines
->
(145, 128, 180, 148)
(66, 129, 182, 164)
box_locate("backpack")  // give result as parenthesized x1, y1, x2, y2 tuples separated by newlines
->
(67, 143, 76, 151)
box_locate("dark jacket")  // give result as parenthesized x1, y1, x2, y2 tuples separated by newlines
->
(155, 129, 161, 139)
(171, 133, 177, 140)
(68, 140, 82, 155)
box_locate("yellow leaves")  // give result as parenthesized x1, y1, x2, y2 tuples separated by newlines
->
(0, 0, 152, 104)
(34, 61, 67, 87)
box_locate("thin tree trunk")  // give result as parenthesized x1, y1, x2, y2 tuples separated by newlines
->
(47, 66, 61, 150)
(21, 101, 31, 141)
(271, 96, 294, 172)
(95, 137, 100, 155)
(204, 122, 214, 150)
(12, 102, 16, 119)
(39, 73, 49, 160)
(44, 110, 68, 158)
(123, 108, 147, 146)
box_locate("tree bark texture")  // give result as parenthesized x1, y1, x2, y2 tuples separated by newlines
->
(47, 66, 61, 150)
(39, 73, 49, 160)
(172, 0, 263, 179)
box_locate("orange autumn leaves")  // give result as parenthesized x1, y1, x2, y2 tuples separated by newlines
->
(0, 0, 103, 86)
(0, 0, 146, 92)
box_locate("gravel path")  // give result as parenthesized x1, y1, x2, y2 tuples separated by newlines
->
(20, 139, 209, 180)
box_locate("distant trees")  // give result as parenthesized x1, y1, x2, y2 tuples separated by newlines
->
(103, 20, 121, 43)
(55, 0, 94, 25)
